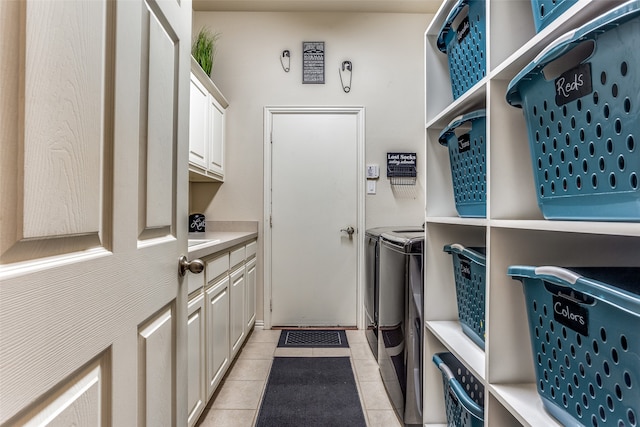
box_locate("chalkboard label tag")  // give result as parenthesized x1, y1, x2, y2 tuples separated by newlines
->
(555, 63, 592, 106)
(553, 294, 589, 336)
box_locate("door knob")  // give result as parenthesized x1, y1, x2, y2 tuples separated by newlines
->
(340, 226, 355, 236)
(178, 255, 204, 277)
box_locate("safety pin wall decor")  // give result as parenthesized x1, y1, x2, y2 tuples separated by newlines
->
(339, 60, 353, 93)
(280, 50, 290, 72)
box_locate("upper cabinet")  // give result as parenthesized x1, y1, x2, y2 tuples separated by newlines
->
(189, 57, 229, 182)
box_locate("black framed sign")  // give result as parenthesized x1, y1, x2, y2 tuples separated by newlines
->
(302, 41, 325, 84)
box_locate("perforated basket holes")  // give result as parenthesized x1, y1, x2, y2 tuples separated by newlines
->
(526, 292, 639, 426)
(445, 1, 487, 99)
(532, 0, 579, 32)
(526, 27, 639, 200)
(452, 254, 486, 342)
(438, 353, 485, 427)
(448, 132, 486, 207)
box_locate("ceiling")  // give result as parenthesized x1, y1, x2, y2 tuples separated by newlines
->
(192, 0, 445, 14)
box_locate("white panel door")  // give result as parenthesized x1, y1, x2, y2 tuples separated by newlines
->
(269, 109, 362, 326)
(0, 0, 192, 424)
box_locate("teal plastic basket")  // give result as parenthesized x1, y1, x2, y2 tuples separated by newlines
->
(531, 0, 579, 32)
(433, 352, 484, 427)
(439, 110, 487, 218)
(444, 244, 486, 349)
(508, 266, 640, 427)
(436, 0, 487, 99)
(506, 1, 640, 221)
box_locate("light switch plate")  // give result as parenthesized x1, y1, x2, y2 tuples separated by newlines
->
(367, 180, 376, 194)
(366, 164, 379, 179)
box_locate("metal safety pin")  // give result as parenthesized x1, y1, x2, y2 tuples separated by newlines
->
(280, 50, 290, 72)
(339, 60, 352, 93)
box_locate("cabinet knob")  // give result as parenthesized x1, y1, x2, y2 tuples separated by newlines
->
(178, 255, 204, 277)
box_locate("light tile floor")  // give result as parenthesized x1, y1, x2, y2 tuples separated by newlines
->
(196, 328, 403, 427)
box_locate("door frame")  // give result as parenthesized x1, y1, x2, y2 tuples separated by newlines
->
(263, 106, 365, 330)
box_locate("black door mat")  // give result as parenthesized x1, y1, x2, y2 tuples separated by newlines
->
(277, 329, 349, 348)
(255, 357, 366, 427)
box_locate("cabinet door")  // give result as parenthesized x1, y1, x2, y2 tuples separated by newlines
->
(207, 96, 225, 177)
(245, 256, 256, 330)
(205, 276, 230, 399)
(187, 292, 205, 427)
(229, 265, 246, 357)
(189, 73, 208, 169)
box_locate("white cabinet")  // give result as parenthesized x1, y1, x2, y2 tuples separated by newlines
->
(424, 1, 640, 426)
(205, 275, 230, 399)
(187, 291, 206, 427)
(189, 58, 228, 182)
(245, 241, 257, 330)
(229, 244, 246, 357)
(229, 265, 245, 357)
(207, 95, 225, 176)
(186, 236, 258, 425)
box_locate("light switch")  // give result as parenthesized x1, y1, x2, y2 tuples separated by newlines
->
(367, 180, 376, 194)
(366, 164, 379, 179)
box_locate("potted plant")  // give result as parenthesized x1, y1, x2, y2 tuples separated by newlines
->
(192, 27, 221, 76)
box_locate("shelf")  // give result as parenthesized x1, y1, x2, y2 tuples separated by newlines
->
(425, 217, 487, 227)
(424, 0, 639, 424)
(425, 79, 487, 129)
(490, 219, 640, 238)
(489, 383, 562, 427)
(426, 320, 485, 382)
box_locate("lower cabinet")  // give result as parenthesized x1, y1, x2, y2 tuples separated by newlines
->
(205, 275, 230, 399)
(229, 265, 245, 358)
(245, 256, 256, 330)
(186, 238, 258, 424)
(187, 291, 206, 427)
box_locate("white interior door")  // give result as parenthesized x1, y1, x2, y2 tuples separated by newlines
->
(267, 108, 364, 327)
(0, 0, 191, 424)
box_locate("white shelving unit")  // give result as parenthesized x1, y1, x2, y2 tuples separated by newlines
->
(423, 1, 640, 426)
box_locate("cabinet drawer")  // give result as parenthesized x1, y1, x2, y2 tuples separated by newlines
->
(245, 240, 257, 259)
(188, 268, 206, 295)
(229, 245, 246, 269)
(206, 252, 229, 284)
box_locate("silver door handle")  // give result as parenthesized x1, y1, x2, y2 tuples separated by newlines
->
(178, 255, 204, 277)
(340, 226, 355, 236)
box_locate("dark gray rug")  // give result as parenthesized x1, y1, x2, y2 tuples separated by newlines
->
(277, 329, 349, 348)
(255, 357, 367, 427)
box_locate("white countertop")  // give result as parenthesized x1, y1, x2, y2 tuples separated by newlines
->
(187, 231, 258, 259)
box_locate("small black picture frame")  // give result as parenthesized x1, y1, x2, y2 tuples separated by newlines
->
(302, 41, 325, 84)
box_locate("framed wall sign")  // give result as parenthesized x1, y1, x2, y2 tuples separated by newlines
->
(302, 41, 325, 84)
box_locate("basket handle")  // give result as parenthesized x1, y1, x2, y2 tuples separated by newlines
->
(448, 378, 484, 419)
(436, 0, 469, 52)
(508, 265, 640, 314)
(438, 110, 486, 146)
(506, 0, 640, 107)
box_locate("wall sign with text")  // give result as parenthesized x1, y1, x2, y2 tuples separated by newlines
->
(302, 41, 325, 84)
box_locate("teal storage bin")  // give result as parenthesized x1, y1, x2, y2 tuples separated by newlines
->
(506, 1, 640, 221)
(444, 244, 486, 349)
(437, 0, 487, 99)
(439, 110, 487, 218)
(433, 352, 484, 427)
(531, 0, 579, 32)
(508, 265, 640, 427)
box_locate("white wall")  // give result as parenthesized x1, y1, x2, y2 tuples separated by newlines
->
(191, 11, 431, 321)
